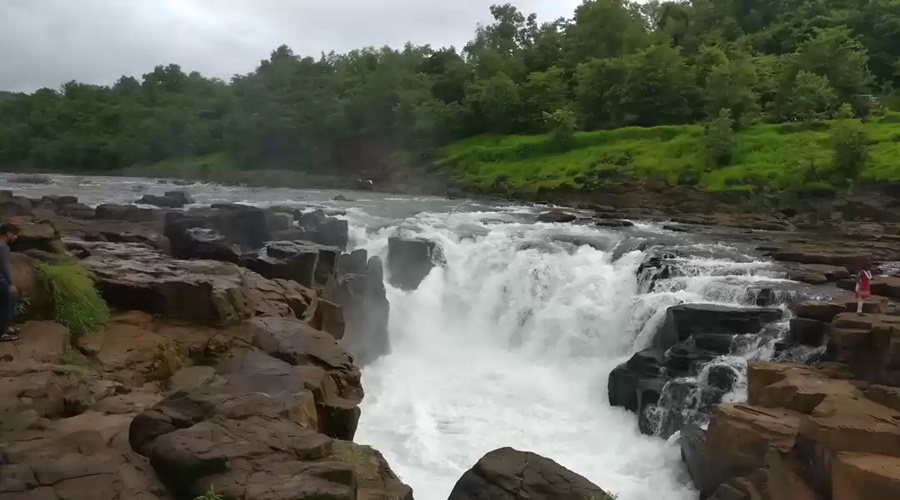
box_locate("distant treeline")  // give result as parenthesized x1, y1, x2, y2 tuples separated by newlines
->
(0, 0, 896, 173)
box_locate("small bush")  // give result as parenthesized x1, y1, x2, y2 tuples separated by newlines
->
(543, 108, 578, 151)
(835, 103, 855, 119)
(36, 263, 109, 339)
(194, 486, 224, 500)
(15, 297, 30, 317)
(704, 108, 735, 168)
(829, 118, 869, 184)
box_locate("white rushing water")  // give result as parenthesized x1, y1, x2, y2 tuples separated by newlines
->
(345, 208, 798, 500)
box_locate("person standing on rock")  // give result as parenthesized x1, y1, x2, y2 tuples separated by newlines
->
(855, 265, 873, 315)
(0, 223, 20, 341)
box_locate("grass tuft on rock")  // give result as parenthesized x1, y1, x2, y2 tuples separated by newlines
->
(193, 485, 224, 500)
(148, 339, 185, 382)
(36, 263, 109, 339)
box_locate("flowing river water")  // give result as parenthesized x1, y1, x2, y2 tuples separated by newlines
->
(3, 173, 829, 500)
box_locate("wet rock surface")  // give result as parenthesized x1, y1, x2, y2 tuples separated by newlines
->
(79, 242, 297, 324)
(386, 236, 443, 291)
(137, 190, 194, 208)
(296, 209, 350, 250)
(325, 250, 391, 364)
(609, 303, 784, 438)
(448, 447, 614, 500)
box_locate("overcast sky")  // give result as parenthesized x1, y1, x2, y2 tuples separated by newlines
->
(1, 0, 583, 93)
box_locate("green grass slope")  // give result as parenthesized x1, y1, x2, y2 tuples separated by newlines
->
(437, 113, 900, 193)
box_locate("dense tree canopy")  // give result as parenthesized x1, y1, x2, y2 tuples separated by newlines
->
(0, 0, 897, 172)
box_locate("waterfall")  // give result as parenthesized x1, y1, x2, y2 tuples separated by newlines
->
(347, 209, 802, 500)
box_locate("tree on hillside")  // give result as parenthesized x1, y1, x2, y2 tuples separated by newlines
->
(703, 50, 760, 124)
(704, 108, 735, 167)
(829, 117, 869, 185)
(776, 70, 837, 123)
(788, 27, 872, 103)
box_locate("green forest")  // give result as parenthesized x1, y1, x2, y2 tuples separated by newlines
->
(2, 0, 900, 192)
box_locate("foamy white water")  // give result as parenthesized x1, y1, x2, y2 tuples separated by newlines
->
(351, 211, 701, 500)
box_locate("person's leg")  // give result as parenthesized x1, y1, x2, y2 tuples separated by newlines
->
(857, 299, 864, 314)
(0, 284, 14, 340)
(8, 288, 15, 329)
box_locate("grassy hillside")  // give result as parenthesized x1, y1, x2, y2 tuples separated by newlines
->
(437, 113, 900, 193)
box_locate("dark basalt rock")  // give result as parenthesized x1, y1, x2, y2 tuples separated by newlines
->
(243, 241, 338, 288)
(386, 236, 443, 291)
(325, 251, 390, 365)
(536, 210, 577, 223)
(680, 425, 718, 499)
(609, 303, 784, 438)
(448, 447, 614, 500)
(655, 304, 783, 351)
(94, 203, 161, 223)
(138, 190, 194, 208)
(296, 209, 349, 250)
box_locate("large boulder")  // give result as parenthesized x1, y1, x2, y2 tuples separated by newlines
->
(830, 312, 900, 385)
(636, 251, 677, 291)
(296, 209, 349, 250)
(326, 250, 390, 365)
(795, 301, 850, 323)
(386, 236, 443, 291)
(787, 318, 829, 347)
(448, 447, 614, 500)
(536, 210, 577, 223)
(36, 195, 94, 219)
(609, 303, 783, 437)
(244, 241, 339, 288)
(701, 361, 900, 498)
(137, 190, 193, 208)
(165, 205, 270, 251)
(128, 351, 411, 500)
(265, 211, 295, 233)
(681, 425, 717, 499)
(832, 452, 900, 500)
(240, 318, 364, 441)
(0, 189, 33, 216)
(330, 441, 413, 500)
(79, 242, 312, 325)
(168, 226, 244, 264)
(654, 304, 783, 350)
(6, 216, 63, 254)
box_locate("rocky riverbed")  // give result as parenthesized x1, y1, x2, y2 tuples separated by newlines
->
(0, 184, 624, 500)
(2, 174, 900, 499)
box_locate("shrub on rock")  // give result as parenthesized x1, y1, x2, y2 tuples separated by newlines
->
(36, 262, 109, 339)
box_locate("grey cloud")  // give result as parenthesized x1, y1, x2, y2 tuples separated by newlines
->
(0, 0, 582, 92)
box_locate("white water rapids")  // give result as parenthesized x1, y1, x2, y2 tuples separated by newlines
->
(5, 174, 822, 500)
(344, 207, 801, 500)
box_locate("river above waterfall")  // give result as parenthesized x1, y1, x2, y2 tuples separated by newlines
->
(3, 173, 829, 500)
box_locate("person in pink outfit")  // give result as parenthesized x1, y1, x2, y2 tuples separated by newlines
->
(855, 265, 872, 315)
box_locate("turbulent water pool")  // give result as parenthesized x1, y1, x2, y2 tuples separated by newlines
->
(3, 173, 826, 500)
